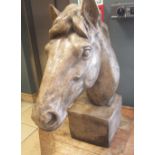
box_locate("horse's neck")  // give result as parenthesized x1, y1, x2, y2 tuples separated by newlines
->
(86, 22, 120, 106)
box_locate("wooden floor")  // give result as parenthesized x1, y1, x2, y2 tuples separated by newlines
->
(22, 102, 134, 155)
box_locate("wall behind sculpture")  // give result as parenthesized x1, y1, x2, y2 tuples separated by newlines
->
(21, 0, 42, 94)
(21, 44, 31, 93)
(104, 0, 134, 106)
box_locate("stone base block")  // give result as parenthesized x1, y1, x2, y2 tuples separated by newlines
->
(68, 93, 122, 147)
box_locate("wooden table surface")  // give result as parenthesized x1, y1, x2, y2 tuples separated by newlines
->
(39, 106, 134, 155)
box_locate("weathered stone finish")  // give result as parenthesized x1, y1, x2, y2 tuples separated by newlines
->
(68, 93, 122, 147)
(32, 0, 120, 132)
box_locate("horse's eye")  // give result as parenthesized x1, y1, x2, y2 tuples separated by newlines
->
(82, 46, 91, 59)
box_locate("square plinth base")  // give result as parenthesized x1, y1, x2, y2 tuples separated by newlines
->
(68, 93, 122, 147)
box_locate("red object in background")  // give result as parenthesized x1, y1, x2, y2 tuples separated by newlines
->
(98, 4, 104, 22)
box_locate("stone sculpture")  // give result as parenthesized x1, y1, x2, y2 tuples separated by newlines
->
(32, 0, 120, 132)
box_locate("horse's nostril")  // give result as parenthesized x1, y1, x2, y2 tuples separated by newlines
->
(40, 112, 58, 128)
(47, 112, 57, 125)
(72, 76, 80, 81)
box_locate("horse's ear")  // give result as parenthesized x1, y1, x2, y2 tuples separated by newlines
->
(81, 0, 99, 26)
(49, 4, 60, 21)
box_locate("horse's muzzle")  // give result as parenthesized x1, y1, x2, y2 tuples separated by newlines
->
(31, 104, 67, 131)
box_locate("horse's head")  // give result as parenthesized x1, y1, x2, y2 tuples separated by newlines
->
(32, 0, 103, 131)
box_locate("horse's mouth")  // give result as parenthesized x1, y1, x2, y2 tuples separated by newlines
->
(39, 120, 62, 131)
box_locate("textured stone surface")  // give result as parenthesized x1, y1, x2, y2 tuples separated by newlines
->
(68, 93, 122, 147)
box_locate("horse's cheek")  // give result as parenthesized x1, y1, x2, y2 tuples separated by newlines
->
(84, 66, 98, 88)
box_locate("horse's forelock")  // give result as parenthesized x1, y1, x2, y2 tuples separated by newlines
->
(49, 4, 88, 40)
(49, 17, 72, 39)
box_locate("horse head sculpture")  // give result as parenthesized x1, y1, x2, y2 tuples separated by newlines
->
(32, 0, 120, 131)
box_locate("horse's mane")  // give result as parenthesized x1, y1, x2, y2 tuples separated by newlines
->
(49, 4, 88, 39)
(49, 3, 110, 44)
